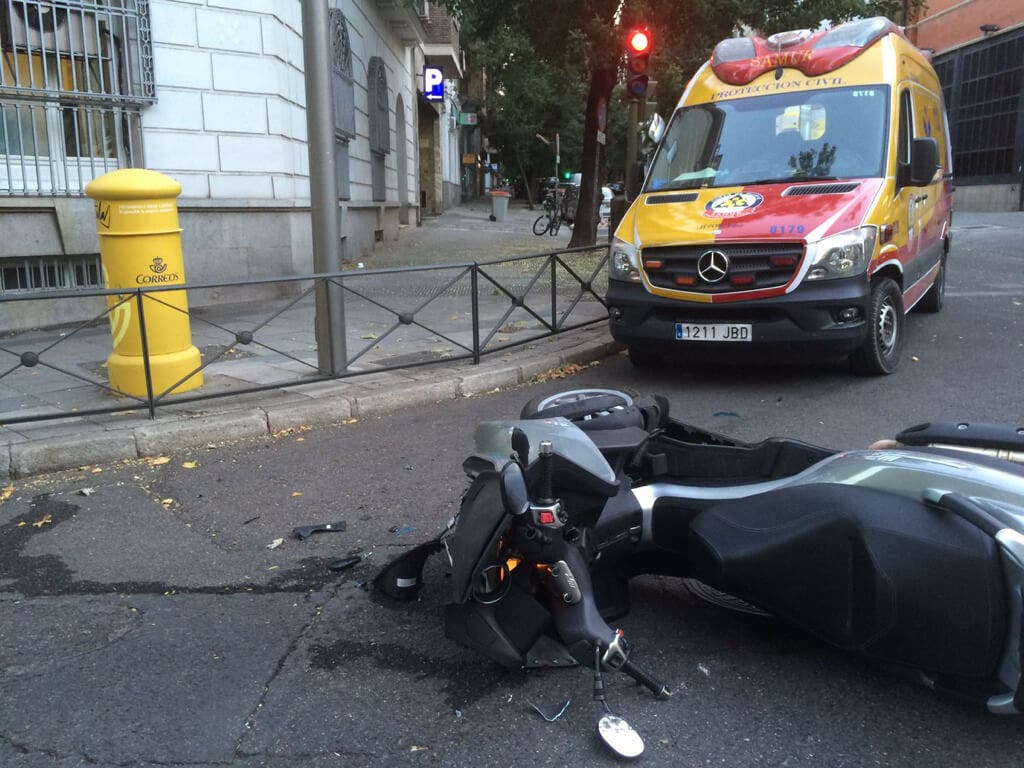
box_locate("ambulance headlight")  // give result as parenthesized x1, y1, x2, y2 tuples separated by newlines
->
(804, 226, 877, 281)
(609, 238, 641, 282)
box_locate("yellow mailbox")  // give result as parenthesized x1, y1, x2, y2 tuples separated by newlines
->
(85, 169, 203, 397)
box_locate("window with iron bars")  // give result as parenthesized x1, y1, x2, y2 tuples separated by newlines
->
(934, 28, 1024, 184)
(0, 252, 103, 291)
(0, 0, 153, 196)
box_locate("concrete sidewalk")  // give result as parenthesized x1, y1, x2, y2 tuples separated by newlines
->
(0, 199, 617, 480)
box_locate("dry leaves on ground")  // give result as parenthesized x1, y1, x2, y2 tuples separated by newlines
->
(529, 360, 601, 383)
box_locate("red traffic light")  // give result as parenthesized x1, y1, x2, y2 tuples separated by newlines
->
(628, 29, 650, 53)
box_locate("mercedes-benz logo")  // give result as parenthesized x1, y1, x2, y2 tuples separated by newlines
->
(697, 250, 729, 283)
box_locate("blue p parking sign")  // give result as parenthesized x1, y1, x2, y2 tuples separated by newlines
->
(424, 66, 444, 102)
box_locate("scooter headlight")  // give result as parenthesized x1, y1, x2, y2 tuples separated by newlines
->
(609, 237, 640, 282)
(804, 226, 877, 281)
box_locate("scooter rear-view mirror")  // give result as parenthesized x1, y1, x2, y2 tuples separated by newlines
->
(500, 460, 530, 517)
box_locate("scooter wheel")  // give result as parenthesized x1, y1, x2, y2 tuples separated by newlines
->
(520, 388, 633, 421)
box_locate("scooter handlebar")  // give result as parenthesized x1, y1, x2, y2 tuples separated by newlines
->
(544, 538, 671, 697)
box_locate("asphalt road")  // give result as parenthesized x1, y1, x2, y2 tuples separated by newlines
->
(2, 214, 1024, 767)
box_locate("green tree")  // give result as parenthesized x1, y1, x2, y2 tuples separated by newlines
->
(449, 0, 927, 246)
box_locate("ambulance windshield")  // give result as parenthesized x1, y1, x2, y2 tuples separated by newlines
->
(646, 86, 889, 192)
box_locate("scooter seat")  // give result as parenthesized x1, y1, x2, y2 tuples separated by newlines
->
(687, 482, 1007, 679)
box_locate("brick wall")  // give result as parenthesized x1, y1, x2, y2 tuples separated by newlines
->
(911, 0, 1021, 53)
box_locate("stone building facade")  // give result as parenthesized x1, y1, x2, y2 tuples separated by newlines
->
(0, 0, 465, 327)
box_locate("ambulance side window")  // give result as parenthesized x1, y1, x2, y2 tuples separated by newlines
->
(897, 89, 913, 169)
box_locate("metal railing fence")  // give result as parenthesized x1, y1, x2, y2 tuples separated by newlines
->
(0, 244, 610, 425)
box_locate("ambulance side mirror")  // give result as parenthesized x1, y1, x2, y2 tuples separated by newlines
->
(909, 137, 940, 186)
(644, 113, 665, 147)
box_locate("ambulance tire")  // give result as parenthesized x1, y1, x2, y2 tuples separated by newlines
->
(850, 278, 904, 376)
(918, 254, 945, 313)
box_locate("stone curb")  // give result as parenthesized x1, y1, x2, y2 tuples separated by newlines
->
(10, 433, 138, 478)
(264, 396, 354, 434)
(2, 444, 12, 483)
(135, 409, 271, 456)
(0, 330, 622, 481)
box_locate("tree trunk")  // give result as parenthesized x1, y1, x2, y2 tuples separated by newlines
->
(517, 149, 535, 210)
(568, 67, 616, 248)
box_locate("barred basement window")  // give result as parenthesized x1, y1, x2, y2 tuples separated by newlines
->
(0, 253, 103, 292)
(1, 0, 153, 196)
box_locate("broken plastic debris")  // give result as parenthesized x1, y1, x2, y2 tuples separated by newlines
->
(528, 699, 571, 722)
(78, 488, 96, 497)
(267, 538, 284, 550)
(698, 663, 710, 677)
(388, 525, 417, 535)
(410, 746, 428, 752)
(328, 555, 361, 572)
(292, 521, 347, 541)
(712, 411, 740, 418)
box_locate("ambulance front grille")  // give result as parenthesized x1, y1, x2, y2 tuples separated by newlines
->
(641, 243, 804, 294)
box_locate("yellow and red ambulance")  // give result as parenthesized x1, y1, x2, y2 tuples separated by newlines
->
(607, 17, 952, 374)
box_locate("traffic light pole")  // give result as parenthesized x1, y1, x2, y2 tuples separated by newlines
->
(626, 100, 639, 167)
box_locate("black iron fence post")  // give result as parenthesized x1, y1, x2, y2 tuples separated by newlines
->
(134, 290, 157, 418)
(471, 265, 480, 364)
(550, 256, 557, 330)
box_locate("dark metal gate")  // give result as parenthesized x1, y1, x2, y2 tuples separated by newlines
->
(933, 26, 1024, 200)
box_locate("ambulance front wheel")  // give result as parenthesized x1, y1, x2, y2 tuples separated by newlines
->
(850, 277, 904, 376)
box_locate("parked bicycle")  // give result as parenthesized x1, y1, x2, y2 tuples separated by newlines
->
(532, 190, 561, 236)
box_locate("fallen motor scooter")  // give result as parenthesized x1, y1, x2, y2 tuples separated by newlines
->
(376, 389, 1024, 749)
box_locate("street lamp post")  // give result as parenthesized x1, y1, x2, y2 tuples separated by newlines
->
(535, 131, 560, 202)
(301, 0, 346, 375)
